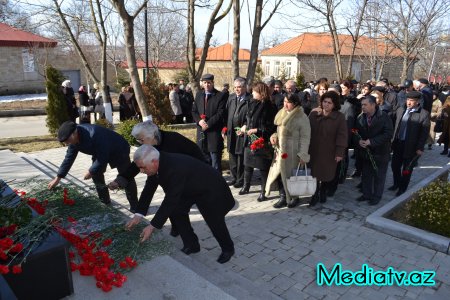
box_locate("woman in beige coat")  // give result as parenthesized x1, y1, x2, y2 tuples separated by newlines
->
(308, 91, 348, 206)
(265, 93, 311, 208)
(427, 92, 442, 149)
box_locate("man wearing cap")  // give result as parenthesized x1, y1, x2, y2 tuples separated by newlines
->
(192, 73, 227, 172)
(389, 91, 430, 196)
(417, 78, 433, 113)
(373, 80, 398, 122)
(397, 79, 414, 109)
(48, 121, 139, 211)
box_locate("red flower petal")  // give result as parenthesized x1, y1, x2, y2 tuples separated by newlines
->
(102, 239, 112, 247)
(281, 153, 288, 159)
(101, 284, 112, 292)
(12, 265, 22, 274)
(0, 265, 9, 275)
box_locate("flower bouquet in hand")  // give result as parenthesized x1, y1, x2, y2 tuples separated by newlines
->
(352, 128, 378, 171)
(402, 154, 421, 176)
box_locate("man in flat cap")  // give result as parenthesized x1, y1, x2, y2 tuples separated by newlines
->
(397, 79, 414, 109)
(389, 91, 430, 196)
(192, 73, 227, 172)
(417, 78, 433, 113)
(48, 121, 138, 211)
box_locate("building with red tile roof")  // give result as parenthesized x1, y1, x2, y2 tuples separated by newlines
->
(0, 23, 59, 94)
(261, 32, 414, 84)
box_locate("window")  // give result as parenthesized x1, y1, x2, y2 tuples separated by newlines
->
(351, 62, 362, 81)
(274, 61, 280, 77)
(286, 61, 292, 78)
(264, 61, 270, 76)
(22, 49, 35, 73)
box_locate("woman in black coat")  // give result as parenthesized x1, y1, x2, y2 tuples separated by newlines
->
(239, 82, 277, 201)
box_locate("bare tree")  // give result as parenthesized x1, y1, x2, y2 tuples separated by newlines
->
(246, 0, 282, 85)
(186, 0, 232, 95)
(373, 0, 449, 81)
(291, 0, 345, 80)
(110, 0, 152, 120)
(231, 0, 240, 80)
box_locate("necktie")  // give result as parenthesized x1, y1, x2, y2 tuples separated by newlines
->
(367, 115, 372, 127)
(398, 109, 411, 140)
(205, 93, 209, 106)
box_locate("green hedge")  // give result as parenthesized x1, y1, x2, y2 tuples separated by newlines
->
(115, 119, 141, 146)
(406, 180, 450, 237)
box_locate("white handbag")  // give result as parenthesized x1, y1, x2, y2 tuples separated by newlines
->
(286, 163, 317, 197)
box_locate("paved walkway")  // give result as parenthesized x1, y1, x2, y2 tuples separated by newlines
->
(4, 144, 450, 299)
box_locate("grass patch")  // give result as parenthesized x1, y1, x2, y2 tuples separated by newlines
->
(0, 135, 63, 153)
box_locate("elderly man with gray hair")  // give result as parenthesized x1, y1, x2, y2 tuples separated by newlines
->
(128, 145, 236, 264)
(108, 120, 205, 237)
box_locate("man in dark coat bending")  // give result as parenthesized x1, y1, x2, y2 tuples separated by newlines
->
(48, 121, 138, 211)
(127, 145, 235, 264)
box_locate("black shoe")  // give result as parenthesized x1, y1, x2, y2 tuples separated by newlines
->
(369, 199, 381, 206)
(387, 185, 398, 191)
(227, 180, 236, 186)
(233, 182, 243, 188)
(170, 227, 179, 237)
(440, 150, 448, 155)
(395, 189, 405, 196)
(257, 193, 267, 202)
(239, 185, 250, 195)
(356, 195, 368, 202)
(287, 198, 300, 208)
(309, 194, 319, 207)
(351, 170, 361, 178)
(273, 198, 287, 208)
(320, 193, 327, 203)
(217, 249, 235, 264)
(427, 144, 432, 150)
(181, 245, 200, 255)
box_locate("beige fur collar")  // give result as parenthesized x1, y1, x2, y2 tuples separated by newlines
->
(274, 106, 304, 126)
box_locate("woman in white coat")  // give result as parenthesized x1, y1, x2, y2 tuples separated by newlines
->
(265, 93, 311, 208)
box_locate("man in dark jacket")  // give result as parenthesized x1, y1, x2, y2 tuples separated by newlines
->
(355, 96, 394, 205)
(389, 91, 430, 196)
(127, 145, 235, 264)
(108, 121, 206, 237)
(192, 73, 227, 172)
(48, 121, 138, 211)
(224, 77, 250, 188)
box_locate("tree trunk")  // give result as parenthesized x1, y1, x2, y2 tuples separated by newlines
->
(111, 0, 152, 121)
(246, 0, 263, 86)
(231, 0, 240, 80)
(345, 0, 368, 78)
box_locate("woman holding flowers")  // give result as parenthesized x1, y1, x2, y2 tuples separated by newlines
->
(308, 91, 348, 206)
(239, 82, 277, 202)
(265, 93, 311, 209)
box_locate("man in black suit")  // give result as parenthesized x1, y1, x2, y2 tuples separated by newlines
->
(48, 121, 138, 211)
(224, 77, 250, 188)
(354, 96, 394, 205)
(108, 121, 206, 237)
(192, 73, 227, 172)
(127, 145, 235, 264)
(389, 91, 430, 196)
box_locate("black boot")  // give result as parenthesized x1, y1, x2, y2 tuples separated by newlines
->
(257, 170, 268, 202)
(239, 168, 252, 195)
(287, 197, 300, 208)
(273, 192, 287, 208)
(309, 182, 320, 207)
(320, 181, 328, 203)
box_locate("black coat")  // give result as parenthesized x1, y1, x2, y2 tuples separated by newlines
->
(225, 92, 250, 154)
(243, 99, 277, 170)
(192, 88, 227, 152)
(355, 107, 394, 163)
(57, 124, 130, 178)
(393, 105, 430, 159)
(146, 152, 235, 229)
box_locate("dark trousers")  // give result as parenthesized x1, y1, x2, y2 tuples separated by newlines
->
(173, 200, 234, 252)
(229, 152, 244, 184)
(91, 158, 138, 211)
(361, 158, 389, 201)
(210, 152, 222, 173)
(354, 148, 363, 172)
(391, 140, 415, 192)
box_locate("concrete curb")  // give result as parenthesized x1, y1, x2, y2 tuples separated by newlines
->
(366, 163, 450, 254)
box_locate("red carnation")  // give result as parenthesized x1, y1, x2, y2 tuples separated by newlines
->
(102, 239, 112, 247)
(351, 128, 359, 134)
(281, 153, 288, 159)
(0, 237, 14, 249)
(0, 265, 9, 275)
(402, 170, 411, 176)
(10, 243, 24, 253)
(12, 265, 22, 274)
(119, 261, 128, 269)
(222, 127, 227, 134)
(101, 284, 112, 292)
(200, 114, 206, 120)
(67, 216, 76, 223)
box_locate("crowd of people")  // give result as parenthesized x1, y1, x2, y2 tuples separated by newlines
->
(48, 74, 450, 265)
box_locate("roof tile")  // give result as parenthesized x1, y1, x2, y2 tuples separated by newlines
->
(0, 22, 57, 48)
